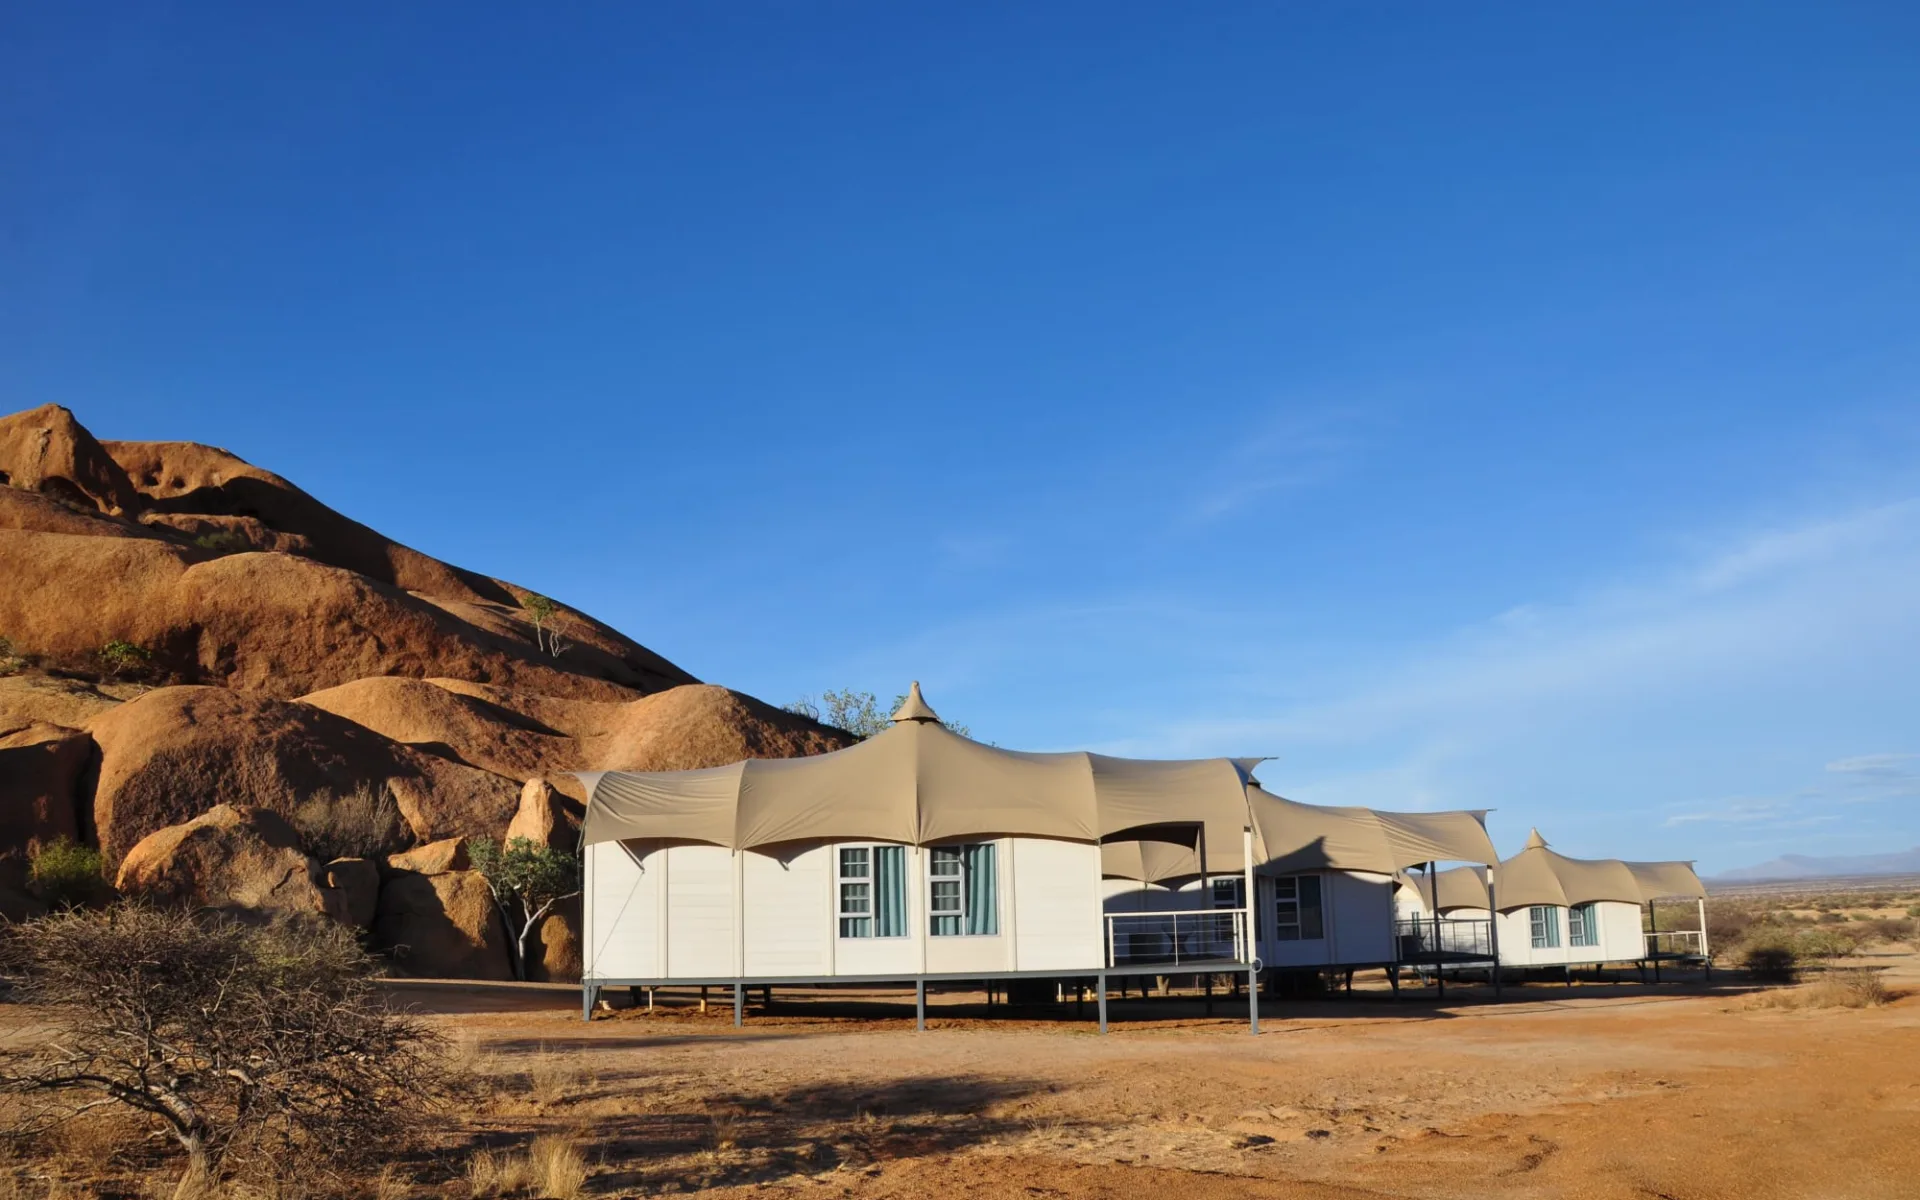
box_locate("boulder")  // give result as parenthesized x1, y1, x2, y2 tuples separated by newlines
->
(386, 837, 470, 876)
(0, 721, 88, 852)
(84, 686, 516, 869)
(525, 894, 583, 983)
(115, 804, 350, 923)
(0, 674, 137, 730)
(505, 777, 582, 850)
(371, 869, 512, 981)
(324, 857, 381, 929)
(0, 404, 141, 516)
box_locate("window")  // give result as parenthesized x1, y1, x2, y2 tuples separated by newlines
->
(1273, 875, 1324, 941)
(928, 843, 998, 936)
(1569, 902, 1599, 947)
(1210, 877, 1245, 909)
(838, 845, 906, 938)
(1529, 905, 1561, 949)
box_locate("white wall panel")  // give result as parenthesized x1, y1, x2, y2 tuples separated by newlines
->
(664, 844, 736, 978)
(1012, 838, 1102, 971)
(743, 845, 832, 976)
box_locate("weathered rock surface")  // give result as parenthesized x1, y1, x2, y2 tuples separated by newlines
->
(386, 837, 470, 876)
(525, 895, 583, 983)
(324, 857, 381, 929)
(0, 404, 855, 981)
(0, 404, 141, 516)
(115, 804, 349, 922)
(371, 869, 512, 980)
(0, 674, 139, 729)
(0, 721, 88, 849)
(303, 678, 853, 804)
(506, 777, 581, 850)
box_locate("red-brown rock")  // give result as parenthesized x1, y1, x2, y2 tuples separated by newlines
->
(0, 404, 141, 516)
(0, 721, 88, 852)
(115, 804, 350, 923)
(371, 869, 512, 980)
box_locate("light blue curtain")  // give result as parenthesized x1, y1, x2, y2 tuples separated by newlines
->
(875, 845, 906, 937)
(964, 843, 998, 936)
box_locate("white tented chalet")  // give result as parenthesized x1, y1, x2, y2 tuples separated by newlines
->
(576, 684, 1503, 1030)
(577, 685, 1270, 1031)
(1401, 830, 1708, 972)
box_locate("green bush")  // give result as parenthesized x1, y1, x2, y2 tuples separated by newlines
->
(27, 838, 114, 910)
(1739, 930, 1799, 982)
(192, 530, 250, 554)
(97, 638, 152, 680)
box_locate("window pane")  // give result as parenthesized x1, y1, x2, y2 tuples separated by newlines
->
(931, 879, 962, 914)
(839, 917, 871, 938)
(841, 882, 870, 915)
(840, 847, 870, 878)
(931, 848, 962, 876)
(1275, 878, 1297, 900)
(1299, 875, 1325, 940)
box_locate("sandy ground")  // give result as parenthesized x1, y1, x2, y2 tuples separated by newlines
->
(393, 947, 1920, 1200)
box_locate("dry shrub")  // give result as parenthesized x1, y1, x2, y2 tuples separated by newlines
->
(465, 1147, 530, 1196)
(1747, 969, 1891, 1011)
(528, 1135, 588, 1199)
(465, 1136, 585, 1199)
(0, 907, 447, 1187)
(525, 1048, 594, 1107)
(289, 783, 407, 862)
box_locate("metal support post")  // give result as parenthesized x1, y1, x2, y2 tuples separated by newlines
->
(1097, 973, 1108, 1034)
(1243, 826, 1259, 1035)
(582, 984, 597, 1022)
(733, 983, 744, 1027)
(1488, 867, 1503, 999)
(916, 978, 926, 1031)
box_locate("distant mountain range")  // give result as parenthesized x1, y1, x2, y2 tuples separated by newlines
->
(1713, 847, 1920, 883)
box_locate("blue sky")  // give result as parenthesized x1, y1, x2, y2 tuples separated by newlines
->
(4, 4, 1917, 872)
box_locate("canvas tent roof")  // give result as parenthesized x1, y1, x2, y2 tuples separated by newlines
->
(1422, 830, 1660, 912)
(1622, 859, 1707, 900)
(580, 685, 1502, 886)
(579, 688, 1264, 862)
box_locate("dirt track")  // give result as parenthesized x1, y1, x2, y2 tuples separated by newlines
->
(405, 949, 1920, 1199)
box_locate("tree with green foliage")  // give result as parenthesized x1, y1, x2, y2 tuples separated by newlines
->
(96, 638, 152, 680)
(27, 839, 113, 910)
(469, 836, 582, 981)
(785, 688, 969, 740)
(522, 593, 569, 657)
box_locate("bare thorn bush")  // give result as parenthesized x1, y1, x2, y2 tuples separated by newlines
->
(0, 907, 449, 1188)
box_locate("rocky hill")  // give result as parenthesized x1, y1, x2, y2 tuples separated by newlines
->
(0, 404, 851, 980)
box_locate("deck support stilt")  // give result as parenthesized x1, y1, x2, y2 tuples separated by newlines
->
(916, 978, 926, 1031)
(1247, 966, 1260, 1035)
(1097, 973, 1109, 1034)
(733, 983, 744, 1027)
(582, 984, 597, 1022)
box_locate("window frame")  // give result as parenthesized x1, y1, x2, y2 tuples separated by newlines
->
(1529, 904, 1562, 949)
(1272, 873, 1326, 942)
(926, 842, 999, 938)
(836, 844, 906, 940)
(1568, 901, 1599, 948)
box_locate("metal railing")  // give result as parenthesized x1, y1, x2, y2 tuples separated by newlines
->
(1395, 917, 1495, 963)
(1645, 929, 1706, 959)
(1105, 908, 1248, 968)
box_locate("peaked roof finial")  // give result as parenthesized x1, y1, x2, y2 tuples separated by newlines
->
(890, 681, 941, 724)
(1524, 828, 1549, 850)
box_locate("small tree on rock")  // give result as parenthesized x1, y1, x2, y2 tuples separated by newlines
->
(522, 593, 561, 656)
(469, 836, 581, 981)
